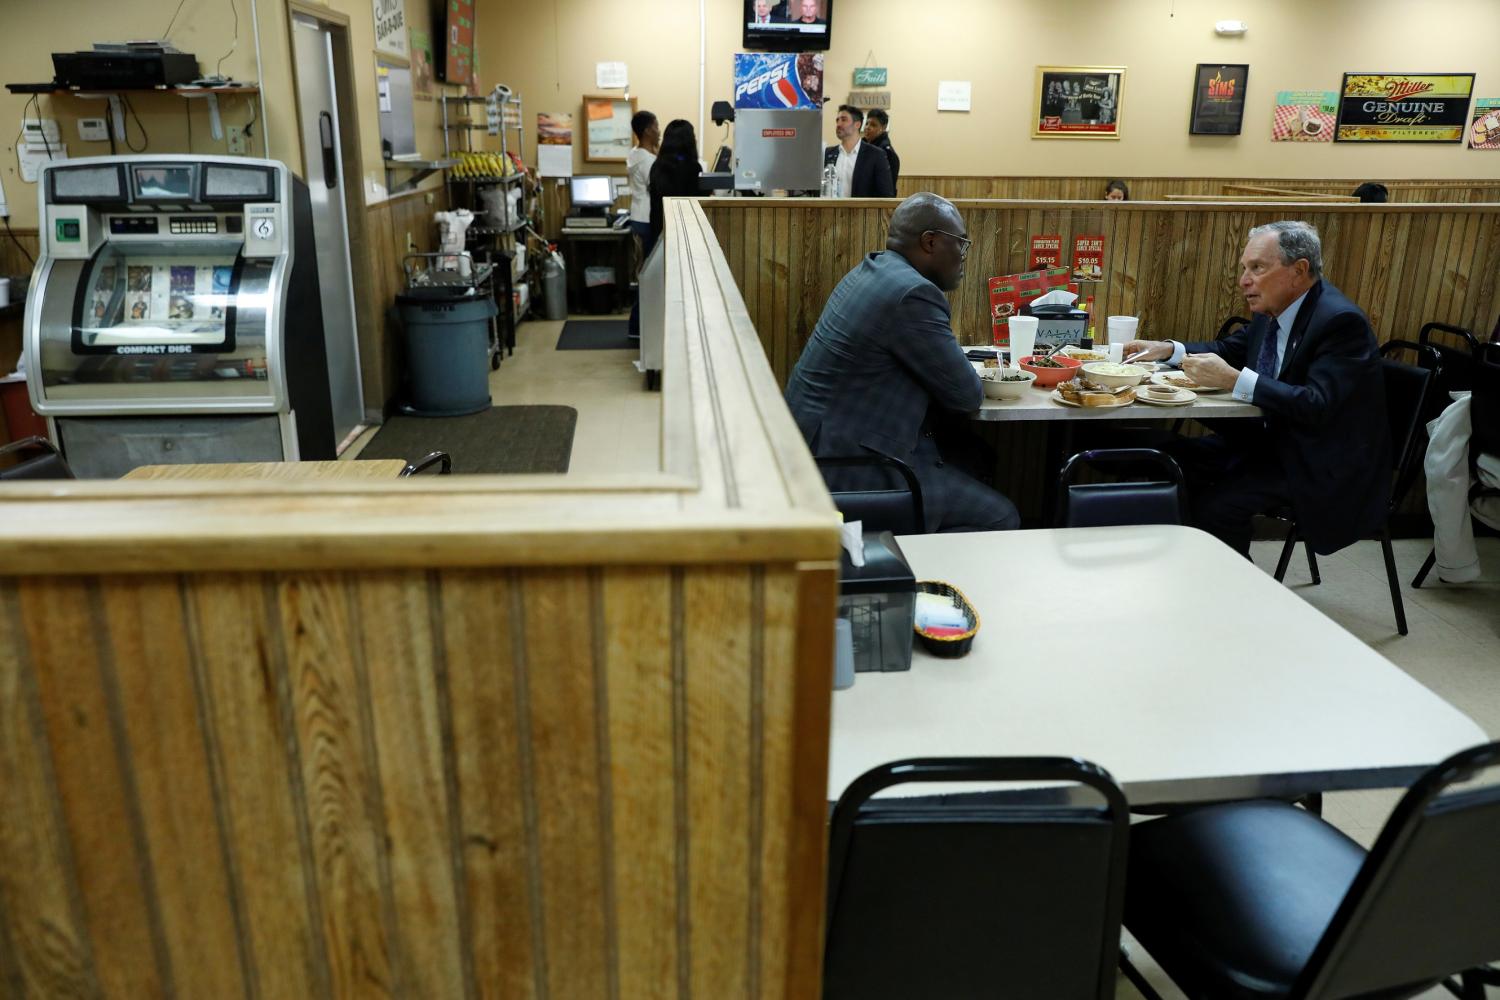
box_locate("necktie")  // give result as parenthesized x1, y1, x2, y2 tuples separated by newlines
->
(1255, 323, 1280, 377)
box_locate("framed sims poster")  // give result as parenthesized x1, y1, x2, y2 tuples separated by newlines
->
(1190, 64, 1248, 135)
(1034, 66, 1124, 139)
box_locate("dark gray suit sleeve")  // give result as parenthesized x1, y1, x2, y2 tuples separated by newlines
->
(885, 282, 982, 411)
(1250, 314, 1377, 430)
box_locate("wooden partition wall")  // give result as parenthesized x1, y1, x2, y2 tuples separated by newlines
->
(897, 175, 1500, 204)
(702, 197, 1500, 386)
(0, 200, 839, 998)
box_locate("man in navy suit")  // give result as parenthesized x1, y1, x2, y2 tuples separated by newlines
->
(823, 106, 896, 199)
(785, 194, 1020, 533)
(1125, 221, 1389, 555)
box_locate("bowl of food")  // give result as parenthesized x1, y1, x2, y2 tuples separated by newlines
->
(1060, 347, 1109, 363)
(1079, 361, 1149, 389)
(1018, 354, 1082, 388)
(980, 367, 1037, 400)
(1141, 383, 1185, 401)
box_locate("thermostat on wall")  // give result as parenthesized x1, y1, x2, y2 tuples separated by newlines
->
(78, 118, 109, 142)
(1214, 20, 1248, 35)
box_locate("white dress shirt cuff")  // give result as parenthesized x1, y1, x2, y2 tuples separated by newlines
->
(1233, 367, 1259, 402)
(1166, 341, 1187, 366)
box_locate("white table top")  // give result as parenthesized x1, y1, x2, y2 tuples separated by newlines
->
(973, 382, 1261, 422)
(830, 526, 1487, 805)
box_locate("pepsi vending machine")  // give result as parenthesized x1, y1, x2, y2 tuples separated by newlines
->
(731, 53, 823, 193)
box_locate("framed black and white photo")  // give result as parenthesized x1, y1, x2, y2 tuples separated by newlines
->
(1033, 66, 1124, 139)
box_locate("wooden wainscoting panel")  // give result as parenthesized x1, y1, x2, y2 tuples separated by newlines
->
(897, 175, 1500, 203)
(0, 580, 97, 998)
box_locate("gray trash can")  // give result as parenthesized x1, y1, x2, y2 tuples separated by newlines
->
(396, 288, 496, 416)
(541, 250, 568, 321)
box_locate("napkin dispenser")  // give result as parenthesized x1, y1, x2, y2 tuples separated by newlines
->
(838, 531, 916, 672)
(1021, 303, 1088, 347)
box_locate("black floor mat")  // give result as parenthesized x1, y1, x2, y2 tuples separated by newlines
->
(556, 320, 635, 350)
(359, 405, 577, 474)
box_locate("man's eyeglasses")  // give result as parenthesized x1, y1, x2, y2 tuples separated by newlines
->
(927, 229, 972, 259)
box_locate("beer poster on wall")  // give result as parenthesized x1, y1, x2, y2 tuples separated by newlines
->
(1272, 91, 1336, 141)
(1335, 73, 1476, 143)
(1029, 234, 1062, 270)
(1470, 99, 1500, 150)
(1071, 235, 1105, 283)
(1190, 64, 1248, 135)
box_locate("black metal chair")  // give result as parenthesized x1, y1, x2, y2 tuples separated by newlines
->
(1413, 351, 1500, 588)
(1055, 447, 1185, 528)
(1216, 315, 1252, 341)
(815, 453, 926, 535)
(0, 436, 75, 480)
(1269, 345, 1437, 635)
(399, 450, 453, 475)
(825, 757, 1129, 1000)
(1419, 321, 1482, 397)
(1122, 741, 1500, 1000)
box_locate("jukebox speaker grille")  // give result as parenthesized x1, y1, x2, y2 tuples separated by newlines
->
(52, 165, 124, 200)
(203, 165, 275, 200)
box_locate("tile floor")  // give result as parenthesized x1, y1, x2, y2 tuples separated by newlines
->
(356, 316, 1499, 996)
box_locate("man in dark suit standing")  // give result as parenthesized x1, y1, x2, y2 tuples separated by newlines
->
(1124, 221, 1389, 555)
(784, 194, 1020, 533)
(861, 108, 901, 187)
(823, 106, 896, 198)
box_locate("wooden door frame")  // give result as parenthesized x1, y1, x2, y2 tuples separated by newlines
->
(284, 0, 383, 422)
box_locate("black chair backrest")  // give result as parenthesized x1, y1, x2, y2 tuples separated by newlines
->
(1375, 352, 1435, 508)
(1055, 447, 1185, 528)
(1472, 355, 1500, 458)
(1418, 321, 1480, 395)
(1293, 742, 1500, 1000)
(0, 436, 74, 481)
(825, 758, 1129, 1000)
(816, 453, 926, 535)
(1216, 315, 1251, 341)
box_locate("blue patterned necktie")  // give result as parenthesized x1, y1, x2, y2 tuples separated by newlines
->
(1255, 322, 1281, 377)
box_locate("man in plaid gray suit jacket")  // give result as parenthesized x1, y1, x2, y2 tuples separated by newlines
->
(785, 194, 1021, 532)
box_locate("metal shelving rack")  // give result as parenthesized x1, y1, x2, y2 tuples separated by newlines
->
(441, 90, 530, 344)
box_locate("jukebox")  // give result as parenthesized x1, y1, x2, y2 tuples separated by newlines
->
(24, 155, 335, 478)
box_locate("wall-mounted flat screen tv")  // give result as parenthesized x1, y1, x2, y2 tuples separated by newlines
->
(743, 0, 832, 52)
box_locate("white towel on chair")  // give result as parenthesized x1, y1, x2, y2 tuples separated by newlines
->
(1424, 393, 1481, 582)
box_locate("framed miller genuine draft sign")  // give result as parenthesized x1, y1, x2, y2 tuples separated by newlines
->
(1034, 66, 1124, 139)
(1190, 64, 1248, 135)
(1334, 73, 1475, 143)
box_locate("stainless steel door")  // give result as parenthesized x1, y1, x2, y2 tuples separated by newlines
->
(292, 15, 365, 447)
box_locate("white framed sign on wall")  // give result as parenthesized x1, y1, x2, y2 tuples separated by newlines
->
(373, 0, 409, 59)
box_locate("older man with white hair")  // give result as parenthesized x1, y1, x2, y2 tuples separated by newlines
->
(1125, 221, 1389, 555)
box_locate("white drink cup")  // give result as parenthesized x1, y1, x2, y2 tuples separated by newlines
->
(1107, 342, 1125, 364)
(1106, 316, 1139, 345)
(1007, 316, 1038, 366)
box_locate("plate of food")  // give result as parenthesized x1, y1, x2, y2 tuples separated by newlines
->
(1051, 378, 1136, 408)
(1151, 371, 1226, 394)
(1059, 346, 1109, 363)
(1135, 384, 1198, 406)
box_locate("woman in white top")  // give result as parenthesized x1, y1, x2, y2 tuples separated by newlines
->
(626, 110, 659, 340)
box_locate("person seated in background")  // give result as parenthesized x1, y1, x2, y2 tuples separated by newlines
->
(1123, 221, 1389, 556)
(861, 108, 901, 187)
(1104, 179, 1130, 201)
(784, 193, 1020, 533)
(1353, 182, 1389, 203)
(824, 105, 896, 198)
(648, 119, 702, 245)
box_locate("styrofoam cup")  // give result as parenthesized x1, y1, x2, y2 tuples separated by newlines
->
(1107, 342, 1125, 364)
(1007, 316, 1038, 365)
(1106, 316, 1139, 343)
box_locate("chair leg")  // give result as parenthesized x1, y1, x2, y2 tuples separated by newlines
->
(1304, 541, 1321, 585)
(1380, 528, 1408, 636)
(1411, 547, 1437, 589)
(1119, 949, 1168, 1000)
(1273, 525, 1298, 582)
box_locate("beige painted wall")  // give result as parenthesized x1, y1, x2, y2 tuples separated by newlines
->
(0, 0, 462, 230)
(478, 0, 1500, 183)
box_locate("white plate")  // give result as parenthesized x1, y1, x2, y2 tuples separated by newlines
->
(1135, 387, 1198, 406)
(1151, 371, 1225, 394)
(1050, 388, 1134, 408)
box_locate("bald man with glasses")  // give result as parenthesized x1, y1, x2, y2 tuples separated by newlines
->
(785, 194, 1019, 533)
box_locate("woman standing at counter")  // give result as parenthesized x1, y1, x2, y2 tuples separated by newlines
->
(649, 120, 703, 246)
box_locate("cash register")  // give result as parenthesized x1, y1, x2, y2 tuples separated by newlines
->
(24, 155, 335, 478)
(565, 175, 617, 228)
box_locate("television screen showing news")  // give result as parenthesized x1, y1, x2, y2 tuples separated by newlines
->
(744, 0, 831, 50)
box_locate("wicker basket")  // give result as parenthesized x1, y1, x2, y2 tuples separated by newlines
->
(913, 580, 980, 658)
